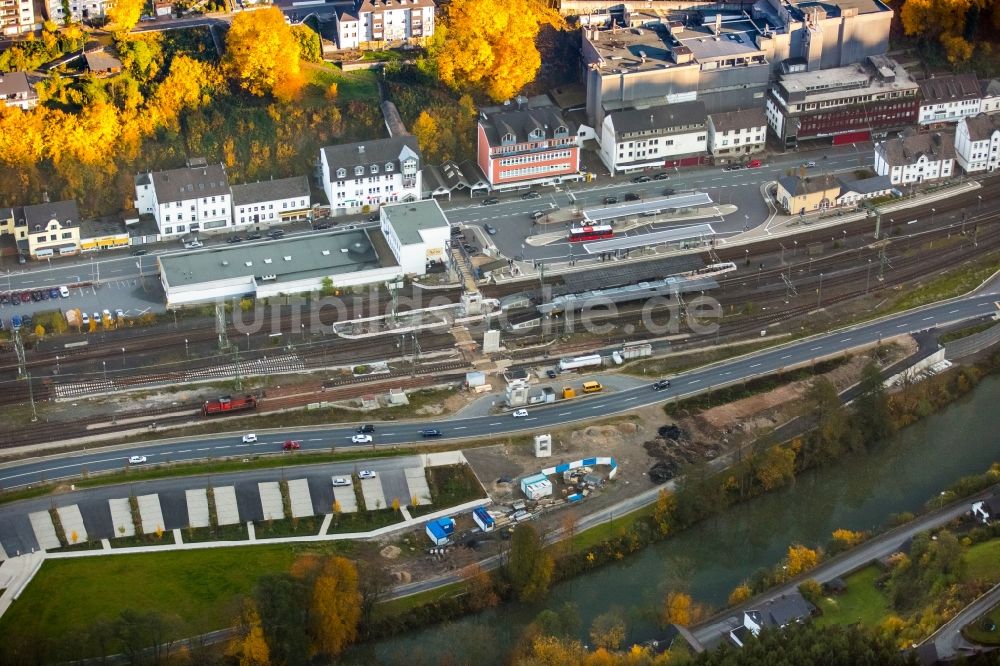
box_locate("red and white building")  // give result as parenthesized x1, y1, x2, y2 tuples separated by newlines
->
(477, 107, 581, 191)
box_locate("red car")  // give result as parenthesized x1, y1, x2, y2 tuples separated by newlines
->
(746, 159, 762, 168)
(282, 440, 301, 451)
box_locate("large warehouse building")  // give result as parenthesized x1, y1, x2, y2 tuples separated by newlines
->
(159, 200, 451, 307)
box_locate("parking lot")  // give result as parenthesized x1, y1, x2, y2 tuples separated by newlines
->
(0, 279, 165, 332)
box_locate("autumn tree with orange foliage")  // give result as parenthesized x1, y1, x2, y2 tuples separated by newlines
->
(107, 0, 145, 33)
(727, 582, 752, 606)
(900, 0, 976, 64)
(223, 7, 304, 101)
(426, 0, 564, 101)
(784, 544, 821, 577)
(227, 599, 271, 666)
(310, 556, 362, 658)
(660, 591, 705, 627)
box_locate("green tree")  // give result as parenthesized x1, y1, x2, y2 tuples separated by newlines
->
(506, 523, 555, 602)
(291, 24, 322, 63)
(852, 360, 892, 446)
(254, 573, 311, 666)
(589, 609, 626, 650)
(802, 377, 851, 466)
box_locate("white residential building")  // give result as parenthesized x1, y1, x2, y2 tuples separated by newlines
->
(335, 0, 434, 49)
(980, 80, 1000, 115)
(873, 130, 955, 186)
(0, 71, 38, 110)
(134, 159, 233, 238)
(231, 177, 311, 229)
(706, 108, 767, 159)
(1, 0, 34, 36)
(598, 101, 708, 174)
(917, 74, 981, 126)
(47, 0, 110, 22)
(319, 136, 421, 215)
(379, 199, 449, 276)
(955, 113, 1000, 174)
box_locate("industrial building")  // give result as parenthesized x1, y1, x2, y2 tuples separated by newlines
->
(378, 199, 451, 275)
(158, 229, 400, 307)
(425, 517, 456, 545)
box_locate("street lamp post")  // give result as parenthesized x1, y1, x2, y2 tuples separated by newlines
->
(978, 195, 982, 213)
(102, 360, 107, 381)
(931, 207, 936, 226)
(246, 332, 251, 351)
(865, 259, 872, 295)
(185, 338, 189, 358)
(817, 272, 823, 307)
(121, 347, 126, 368)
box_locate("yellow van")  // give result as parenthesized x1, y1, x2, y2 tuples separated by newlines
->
(582, 381, 603, 394)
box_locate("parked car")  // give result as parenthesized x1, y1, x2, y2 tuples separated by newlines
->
(21, 314, 31, 327)
(663, 188, 676, 196)
(314, 222, 332, 230)
(624, 192, 640, 201)
(130, 249, 148, 256)
(59, 285, 70, 298)
(546, 369, 557, 379)
(92, 312, 101, 326)
(352, 434, 373, 444)
(484, 224, 498, 235)
(0, 294, 7, 305)
(481, 197, 500, 206)
(521, 191, 541, 200)
(115, 308, 126, 322)
(102, 309, 112, 324)
(747, 159, 762, 168)
(368, 214, 379, 222)
(267, 229, 285, 239)
(631, 175, 652, 183)
(512, 409, 529, 418)
(128, 455, 147, 464)
(463, 243, 478, 255)
(653, 379, 671, 391)
(603, 196, 618, 205)
(39, 290, 48, 301)
(420, 428, 442, 437)
(20, 292, 30, 303)
(11, 315, 21, 330)
(183, 240, 203, 249)
(48, 288, 60, 299)
(358, 470, 377, 480)
(226, 236, 243, 244)
(725, 164, 743, 171)
(242, 433, 257, 443)
(530, 210, 546, 220)
(81, 312, 90, 326)
(356, 424, 375, 433)
(246, 232, 263, 240)
(654, 172, 670, 180)
(30, 291, 40, 302)
(332, 477, 350, 487)
(282, 440, 301, 450)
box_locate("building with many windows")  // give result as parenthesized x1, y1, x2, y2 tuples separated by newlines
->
(873, 129, 955, 185)
(231, 177, 311, 229)
(334, 0, 434, 49)
(319, 136, 422, 214)
(134, 159, 233, 238)
(917, 74, 981, 126)
(766, 55, 919, 148)
(598, 101, 708, 173)
(46, 0, 110, 22)
(955, 113, 1000, 174)
(477, 107, 581, 189)
(1, 0, 34, 36)
(706, 108, 767, 160)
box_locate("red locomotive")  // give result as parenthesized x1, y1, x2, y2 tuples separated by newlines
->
(202, 395, 258, 416)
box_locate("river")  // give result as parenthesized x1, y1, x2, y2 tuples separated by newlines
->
(346, 375, 1000, 665)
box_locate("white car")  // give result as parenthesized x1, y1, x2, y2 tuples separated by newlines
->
(352, 434, 373, 444)
(59, 286, 70, 298)
(81, 312, 90, 325)
(512, 409, 529, 418)
(128, 455, 147, 464)
(804, 161, 817, 168)
(332, 477, 350, 487)
(358, 470, 377, 480)
(242, 433, 257, 443)
(115, 308, 126, 321)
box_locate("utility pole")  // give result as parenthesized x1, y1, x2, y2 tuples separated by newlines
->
(13, 329, 26, 379)
(234, 345, 243, 391)
(216, 303, 229, 352)
(817, 273, 823, 308)
(27, 372, 37, 422)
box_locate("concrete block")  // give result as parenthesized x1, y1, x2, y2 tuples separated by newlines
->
(258, 482, 285, 521)
(404, 468, 432, 506)
(286, 479, 313, 518)
(186, 489, 210, 528)
(57, 505, 88, 544)
(214, 486, 240, 526)
(108, 498, 135, 538)
(28, 511, 61, 551)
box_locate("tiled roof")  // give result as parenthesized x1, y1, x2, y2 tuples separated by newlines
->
(480, 107, 576, 148)
(22, 200, 80, 230)
(962, 113, 1000, 142)
(322, 136, 420, 183)
(607, 101, 707, 137)
(146, 163, 231, 205)
(777, 174, 840, 197)
(231, 176, 310, 206)
(918, 73, 980, 104)
(709, 107, 767, 133)
(876, 130, 955, 166)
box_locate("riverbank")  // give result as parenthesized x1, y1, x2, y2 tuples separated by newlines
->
(347, 356, 1000, 665)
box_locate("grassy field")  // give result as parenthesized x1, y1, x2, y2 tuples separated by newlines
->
(963, 600, 1000, 646)
(377, 580, 465, 618)
(814, 565, 892, 629)
(0, 545, 307, 646)
(568, 503, 653, 553)
(304, 62, 380, 102)
(964, 539, 1000, 583)
(885, 251, 1000, 314)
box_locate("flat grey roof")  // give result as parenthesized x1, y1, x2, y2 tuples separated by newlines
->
(583, 192, 714, 223)
(160, 230, 392, 288)
(383, 200, 448, 245)
(582, 223, 716, 253)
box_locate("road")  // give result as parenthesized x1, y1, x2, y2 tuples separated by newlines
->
(927, 581, 1000, 660)
(2, 286, 996, 491)
(689, 484, 1000, 648)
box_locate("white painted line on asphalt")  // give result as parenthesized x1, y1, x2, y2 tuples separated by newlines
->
(922, 316, 934, 321)
(591, 405, 601, 409)
(454, 426, 467, 430)
(689, 379, 701, 384)
(525, 417, 538, 421)
(489, 422, 502, 426)
(841, 338, 851, 342)
(897, 323, 907, 328)
(382, 432, 395, 435)
(216, 445, 230, 449)
(196, 447, 209, 451)
(308, 438, 323, 442)
(810, 346, 822, 351)
(949, 309, 960, 314)
(978, 302, 990, 307)
(559, 411, 571, 416)
(235, 444, 248, 447)
(750, 363, 761, 368)
(177, 449, 191, 453)
(625, 396, 637, 401)
(781, 355, 791, 359)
